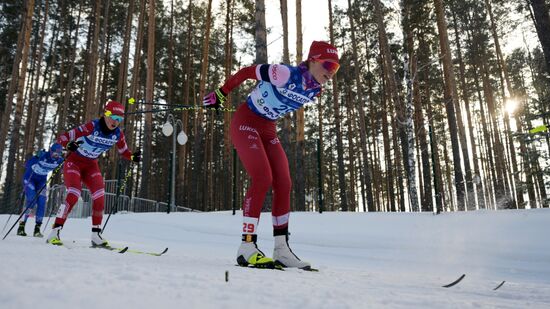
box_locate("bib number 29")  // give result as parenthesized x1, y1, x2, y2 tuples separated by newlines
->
(242, 223, 255, 233)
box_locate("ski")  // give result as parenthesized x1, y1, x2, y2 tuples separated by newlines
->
(235, 265, 319, 272)
(48, 240, 167, 256)
(236, 264, 285, 271)
(442, 274, 466, 288)
(273, 260, 319, 272)
(493, 280, 506, 291)
(299, 266, 319, 272)
(113, 247, 169, 256)
(52, 241, 128, 253)
(90, 244, 129, 254)
(90, 244, 168, 256)
(68, 240, 167, 256)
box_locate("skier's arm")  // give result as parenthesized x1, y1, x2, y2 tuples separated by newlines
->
(24, 156, 39, 174)
(57, 121, 95, 148)
(224, 64, 292, 91)
(203, 64, 291, 108)
(115, 130, 133, 161)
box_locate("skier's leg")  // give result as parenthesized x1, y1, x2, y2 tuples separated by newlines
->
(263, 137, 291, 231)
(230, 120, 272, 235)
(82, 161, 107, 246)
(17, 180, 36, 236)
(34, 178, 48, 225)
(35, 195, 47, 225)
(33, 189, 47, 237)
(54, 161, 82, 226)
(22, 179, 38, 223)
(230, 107, 276, 267)
(47, 160, 82, 244)
(264, 135, 311, 269)
(82, 162, 105, 227)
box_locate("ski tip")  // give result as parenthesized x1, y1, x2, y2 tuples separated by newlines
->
(493, 280, 506, 291)
(118, 246, 129, 253)
(299, 265, 319, 272)
(160, 247, 169, 255)
(442, 274, 466, 288)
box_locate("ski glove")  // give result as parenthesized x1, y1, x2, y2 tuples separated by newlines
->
(66, 140, 83, 152)
(131, 150, 142, 163)
(203, 88, 227, 109)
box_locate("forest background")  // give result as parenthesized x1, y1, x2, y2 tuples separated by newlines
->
(1, 0, 549, 214)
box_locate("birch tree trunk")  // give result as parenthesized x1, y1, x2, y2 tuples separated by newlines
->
(345, 86, 357, 211)
(403, 54, 419, 211)
(179, 0, 192, 206)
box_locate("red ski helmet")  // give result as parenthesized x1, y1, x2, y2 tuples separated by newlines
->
(307, 41, 339, 63)
(104, 100, 125, 117)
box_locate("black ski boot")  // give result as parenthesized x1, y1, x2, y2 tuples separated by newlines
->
(17, 222, 26, 236)
(33, 223, 43, 238)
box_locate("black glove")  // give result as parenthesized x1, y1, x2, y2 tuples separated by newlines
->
(66, 141, 83, 152)
(203, 88, 227, 110)
(131, 150, 142, 163)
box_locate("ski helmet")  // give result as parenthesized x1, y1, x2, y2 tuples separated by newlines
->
(104, 100, 125, 117)
(50, 143, 63, 157)
(307, 41, 339, 63)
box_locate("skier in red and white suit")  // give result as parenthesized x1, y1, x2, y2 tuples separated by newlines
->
(203, 41, 340, 269)
(46, 101, 141, 246)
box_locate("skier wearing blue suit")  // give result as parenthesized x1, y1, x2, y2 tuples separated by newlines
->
(17, 143, 64, 237)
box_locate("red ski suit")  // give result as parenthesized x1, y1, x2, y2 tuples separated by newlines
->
(222, 63, 322, 234)
(56, 118, 132, 227)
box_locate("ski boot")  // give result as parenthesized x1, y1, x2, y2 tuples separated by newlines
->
(91, 227, 108, 247)
(17, 222, 27, 236)
(273, 230, 312, 270)
(46, 224, 63, 245)
(236, 234, 276, 269)
(33, 223, 43, 238)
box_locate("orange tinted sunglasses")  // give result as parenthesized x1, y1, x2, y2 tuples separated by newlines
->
(316, 59, 340, 74)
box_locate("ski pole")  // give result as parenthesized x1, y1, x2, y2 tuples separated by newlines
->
(1, 186, 26, 234)
(1, 170, 37, 233)
(126, 97, 236, 113)
(41, 184, 62, 234)
(2, 159, 65, 240)
(101, 163, 132, 233)
(125, 106, 235, 115)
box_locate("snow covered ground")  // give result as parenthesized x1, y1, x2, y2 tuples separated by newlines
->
(1, 209, 550, 309)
